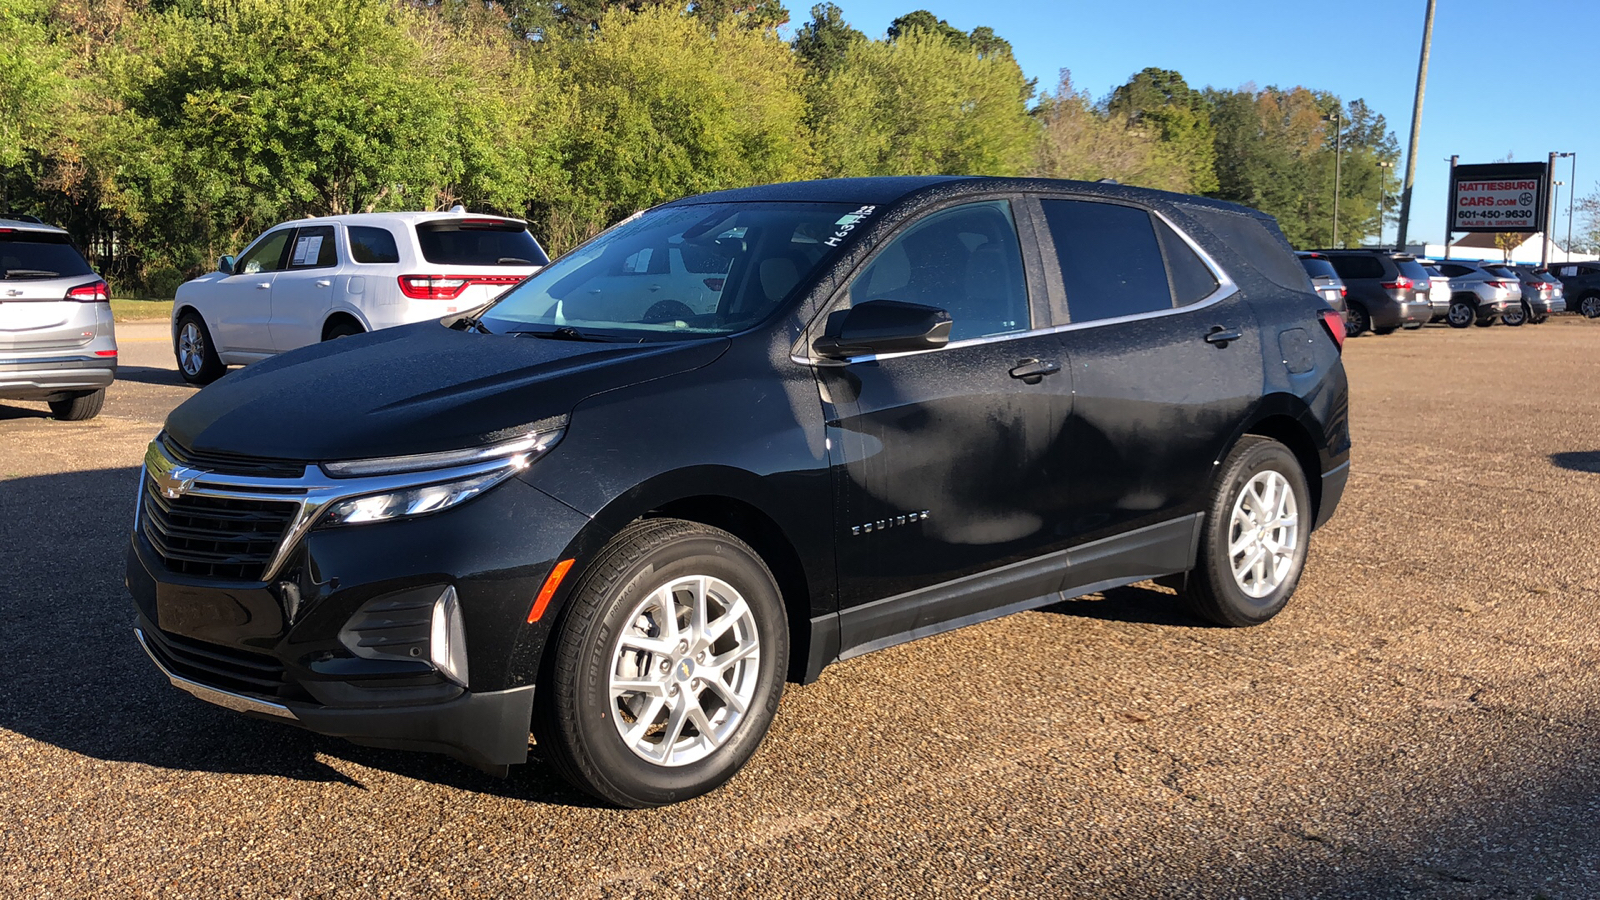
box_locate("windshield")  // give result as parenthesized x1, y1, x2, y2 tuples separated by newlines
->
(478, 202, 861, 338)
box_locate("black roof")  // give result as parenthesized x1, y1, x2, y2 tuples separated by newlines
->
(660, 176, 1267, 218)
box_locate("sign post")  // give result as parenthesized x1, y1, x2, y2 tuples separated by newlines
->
(1445, 160, 1550, 262)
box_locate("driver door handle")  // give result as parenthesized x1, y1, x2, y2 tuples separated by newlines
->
(1010, 358, 1061, 384)
(255, 282, 271, 290)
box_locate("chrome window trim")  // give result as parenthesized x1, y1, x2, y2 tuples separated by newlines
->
(791, 206, 1237, 367)
(135, 627, 298, 720)
(140, 439, 532, 583)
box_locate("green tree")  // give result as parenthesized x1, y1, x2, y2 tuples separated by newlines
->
(1033, 71, 1190, 191)
(792, 3, 864, 79)
(811, 27, 1036, 178)
(1107, 67, 1218, 194)
(544, 6, 816, 248)
(886, 9, 967, 45)
(0, 0, 73, 186)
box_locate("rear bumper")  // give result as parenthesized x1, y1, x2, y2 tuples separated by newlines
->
(0, 354, 116, 399)
(136, 620, 537, 773)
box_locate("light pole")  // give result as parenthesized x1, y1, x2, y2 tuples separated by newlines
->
(1324, 109, 1343, 247)
(1377, 160, 1394, 248)
(1551, 181, 1565, 263)
(1557, 152, 1576, 260)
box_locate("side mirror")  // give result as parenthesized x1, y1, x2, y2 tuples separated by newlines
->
(217, 255, 235, 275)
(814, 299, 952, 359)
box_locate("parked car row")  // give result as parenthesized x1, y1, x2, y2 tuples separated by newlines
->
(1294, 248, 1593, 336)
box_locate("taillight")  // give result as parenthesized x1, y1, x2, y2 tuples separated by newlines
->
(1487, 280, 1515, 290)
(1319, 309, 1346, 351)
(398, 274, 525, 300)
(1339, 286, 1348, 298)
(66, 279, 109, 302)
(1380, 278, 1412, 290)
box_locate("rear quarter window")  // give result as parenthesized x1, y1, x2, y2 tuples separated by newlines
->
(0, 232, 94, 280)
(349, 226, 400, 264)
(1178, 206, 1306, 292)
(416, 220, 549, 267)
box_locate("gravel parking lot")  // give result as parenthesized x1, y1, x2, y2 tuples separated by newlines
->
(1, 319, 1597, 899)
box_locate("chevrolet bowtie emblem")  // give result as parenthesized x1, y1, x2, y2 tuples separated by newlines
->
(153, 464, 203, 499)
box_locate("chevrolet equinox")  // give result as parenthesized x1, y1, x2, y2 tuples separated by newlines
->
(127, 177, 1351, 807)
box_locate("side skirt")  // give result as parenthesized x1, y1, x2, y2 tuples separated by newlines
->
(802, 514, 1202, 676)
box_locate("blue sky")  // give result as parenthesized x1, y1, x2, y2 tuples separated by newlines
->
(792, 0, 1599, 246)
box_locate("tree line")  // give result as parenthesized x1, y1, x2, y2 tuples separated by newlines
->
(3, 0, 1413, 296)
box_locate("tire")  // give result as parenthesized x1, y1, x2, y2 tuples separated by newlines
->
(1179, 436, 1312, 627)
(1580, 295, 1600, 319)
(1531, 315, 1548, 325)
(533, 518, 789, 808)
(48, 389, 104, 421)
(323, 319, 364, 340)
(1502, 303, 1527, 326)
(1474, 317, 1495, 328)
(1373, 325, 1398, 336)
(1445, 299, 1475, 329)
(1346, 304, 1370, 337)
(175, 312, 226, 385)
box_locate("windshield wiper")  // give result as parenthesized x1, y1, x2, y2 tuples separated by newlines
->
(511, 326, 612, 343)
(497, 257, 534, 265)
(2, 269, 60, 279)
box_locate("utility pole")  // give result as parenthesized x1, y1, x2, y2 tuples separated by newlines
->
(1377, 160, 1394, 247)
(1395, 0, 1437, 250)
(1325, 108, 1343, 247)
(1563, 152, 1577, 260)
(1544, 151, 1557, 267)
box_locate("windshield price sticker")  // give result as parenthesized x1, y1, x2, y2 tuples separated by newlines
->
(292, 235, 323, 266)
(1453, 179, 1539, 231)
(825, 205, 876, 247)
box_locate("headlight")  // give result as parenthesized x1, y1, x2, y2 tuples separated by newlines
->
(321, 427, 562, 477)
(320, 469, 513, 527)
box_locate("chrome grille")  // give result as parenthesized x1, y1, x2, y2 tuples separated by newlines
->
(140, 476, 298, 581)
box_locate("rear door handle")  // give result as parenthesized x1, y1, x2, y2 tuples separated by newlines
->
(255, 282, 271, 290)
(1205, 325, 1242, 346)
(315, 279, 332, 288)
(1010, 358, 1061, 384)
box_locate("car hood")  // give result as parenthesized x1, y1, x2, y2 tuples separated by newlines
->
(164, 321, 729, 462)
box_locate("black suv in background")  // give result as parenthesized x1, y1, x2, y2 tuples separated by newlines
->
(127, 177, 1350, 808)
(1548, 261, 1600, 318)
(1313, 249, 1432, 336)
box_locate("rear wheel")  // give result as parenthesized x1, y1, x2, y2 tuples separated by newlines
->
(1580, 295, 1600, 318)
(1446, 300, 1475, 329)
(48, 389, 104, 421)
(323, 319, 364, 340)
(1346, 304, 1370, 337)
(1502, 303, 1528, 326)
(175, 312, 226, 384)
(533, 519, 789, 808)
(1373, 325, 1398, 336)
(1180, 436, 1311, 627)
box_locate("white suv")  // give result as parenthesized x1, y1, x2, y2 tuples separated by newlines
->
(172, 211, 547, 384)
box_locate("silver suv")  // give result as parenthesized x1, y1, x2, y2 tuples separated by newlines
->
(0, 219, 116, 419)
(1433, 260, 1521, 329)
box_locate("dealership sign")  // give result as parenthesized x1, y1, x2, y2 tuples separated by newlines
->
(1447, 161, 1549, 233)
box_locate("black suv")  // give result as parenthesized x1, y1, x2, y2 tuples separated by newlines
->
(1312, 249, 1432, 336)
(1548, 262, 1600, 318)
(127, 177, 1351, 807)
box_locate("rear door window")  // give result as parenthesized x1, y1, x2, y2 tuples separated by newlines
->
(1437, 264, 1472, 278)
(1328, 255, 1385, 280)
(416, 220, 549, 267)
(0, 232, 93, 280)
(1157, 221, 1219, 306)
(1039, 199, 1173, 323)
(287, 225, 337, 269)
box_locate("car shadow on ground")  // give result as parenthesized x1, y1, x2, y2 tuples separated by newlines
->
(1550, 451, 1600, 474)
(0, 465, 603, 808)
(1039, 582, 1210, 628)
(0, 402, 51, 421)
(112, 364, 193, 388)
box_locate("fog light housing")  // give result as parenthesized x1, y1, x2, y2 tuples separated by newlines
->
(431, 586, 469, 687)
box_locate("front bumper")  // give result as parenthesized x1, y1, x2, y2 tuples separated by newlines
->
(126, 454, 592, 774)
(0, 354, 115, 400)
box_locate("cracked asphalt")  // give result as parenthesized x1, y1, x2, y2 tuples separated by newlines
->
(1, 317, 1597, 899)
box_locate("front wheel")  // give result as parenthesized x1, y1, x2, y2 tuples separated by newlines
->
(1502, 303, 1528, 326)
(175, 312, 226, 384)
(1446, 300, 1475, 329)
(533, 519, 789, 808)
(1580, 295, 1600, 318)
(1180, 436, 1312, 627)
(48, 389, 104, 421)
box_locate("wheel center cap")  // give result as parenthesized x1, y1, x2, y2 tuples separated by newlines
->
(675, 658, 695, 682)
